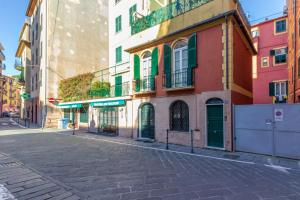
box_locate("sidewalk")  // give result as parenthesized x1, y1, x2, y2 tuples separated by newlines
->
(60, 130, 300, 171)
(0, 152, 81, 200)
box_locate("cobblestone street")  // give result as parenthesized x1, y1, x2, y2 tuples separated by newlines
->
(0, 119, 300, 200)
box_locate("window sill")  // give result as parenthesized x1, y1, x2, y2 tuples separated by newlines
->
(169, 130, 190, 134)
(134, 90, 156, 95)
(165, 86, 194, 92)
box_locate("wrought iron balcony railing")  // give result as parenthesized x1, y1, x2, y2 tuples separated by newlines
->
(163, 70, 195, 89)
(135, 76, 156, 93)
(131, 0, 213, 35)
(131, 0, 250, 35)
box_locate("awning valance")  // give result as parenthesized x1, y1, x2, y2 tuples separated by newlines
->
(57, 103, 83, 109)
(91, 99, 126, 107)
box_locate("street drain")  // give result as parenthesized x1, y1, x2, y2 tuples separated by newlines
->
(223, 154, 240, 160)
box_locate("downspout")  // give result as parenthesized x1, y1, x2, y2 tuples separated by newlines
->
(293, 0, 297, 103)
(43, 0, 48, 129)
(226, 16, 229, 90)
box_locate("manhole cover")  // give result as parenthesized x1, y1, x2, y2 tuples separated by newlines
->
(223, 154, 240, 160)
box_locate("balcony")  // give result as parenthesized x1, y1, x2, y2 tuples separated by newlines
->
(163, 70, 195, 91)
(131, 0, 250, 35)
(131, 0, 213, 35)
(89, 82, 130, 99)
(134, 76, 156, 94)
(15, 58, 24, 71)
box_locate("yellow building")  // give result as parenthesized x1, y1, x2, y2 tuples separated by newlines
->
(2, 76, 21, 114)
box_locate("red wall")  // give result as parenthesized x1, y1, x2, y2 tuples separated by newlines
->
(252, 17, 288, 104)
(155, 24, 224, 97)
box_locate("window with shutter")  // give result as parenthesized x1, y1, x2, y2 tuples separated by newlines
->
(129, 4, 137, 25)
(164, 45, 172, 88)
(188, 34, 197, 69)
(269, 82, 275, 96)
(116, 46, 122, 63)
(115, 76, 122, 97)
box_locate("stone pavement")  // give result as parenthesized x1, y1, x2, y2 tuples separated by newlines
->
(1, 118, 300, 200)
(66, 130, 300, 171)
(0, 152, 81, 200)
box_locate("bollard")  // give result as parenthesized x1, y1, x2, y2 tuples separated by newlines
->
(166, 129, 169, 150)
(191, 129, 194, 154)
(72, 122, 75, 135)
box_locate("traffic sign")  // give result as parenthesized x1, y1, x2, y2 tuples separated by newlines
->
(48, 98, 56, 104)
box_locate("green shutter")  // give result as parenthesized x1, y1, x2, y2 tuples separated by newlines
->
(285, 81, 289, 96)
(188, 33, 197, 69)
(151, 48, 159, 76)
(164, 45, 172, 88)
(116, 16, 122, 33)
(187, 68, 193, 86)
(269, 82, 275, 96)
(116, 46, 122, 63)
(129, 4, 137, 25)
(134, 54, 140, 92)
(115, 76, 122, 97)
(270, 50, 275, 56)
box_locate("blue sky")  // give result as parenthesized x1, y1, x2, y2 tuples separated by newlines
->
(0, 0, 286, 76)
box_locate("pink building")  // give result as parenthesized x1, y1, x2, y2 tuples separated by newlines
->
(252, 16, 288, 104)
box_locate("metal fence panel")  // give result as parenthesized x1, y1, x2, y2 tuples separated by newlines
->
(235, 105, 273, 155)
(235, 104, 300, 159)
(274, 104, 300, 159)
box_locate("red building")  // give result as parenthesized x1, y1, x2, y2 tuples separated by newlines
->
(252, 16, 288, 104)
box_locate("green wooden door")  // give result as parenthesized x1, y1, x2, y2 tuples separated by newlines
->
(140, 104, 155, 139)
(207, 105, 224, 148)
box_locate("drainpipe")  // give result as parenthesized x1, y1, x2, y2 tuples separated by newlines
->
(293, 0, 297, 103)
(226, 16, 229, 90)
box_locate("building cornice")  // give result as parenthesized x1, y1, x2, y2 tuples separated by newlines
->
(26, 0, 38, 17)
(15, 40, 31, 57)
(126, 11, 256, 55)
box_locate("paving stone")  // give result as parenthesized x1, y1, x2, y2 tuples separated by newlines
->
(0, 121, 299, 200)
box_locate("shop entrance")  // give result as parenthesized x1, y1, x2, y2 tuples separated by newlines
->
(99, 107, 118, 135)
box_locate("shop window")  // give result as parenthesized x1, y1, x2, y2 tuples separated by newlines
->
(80, 108, 88, 123)
(170, 100, 189, 132)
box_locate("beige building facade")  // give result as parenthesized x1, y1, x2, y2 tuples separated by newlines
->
(24, 0, 109, 127)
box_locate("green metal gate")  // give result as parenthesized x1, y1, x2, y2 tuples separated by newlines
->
(139, 104, 155, 139)
(207, 100, 224, 148)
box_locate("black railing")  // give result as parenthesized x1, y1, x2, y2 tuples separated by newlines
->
(135, 76, 156, 92)
(163, 70, 194, 88)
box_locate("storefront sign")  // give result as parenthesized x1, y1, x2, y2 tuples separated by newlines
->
(91, 100, 126, 107)
(57, 103, 83, 109)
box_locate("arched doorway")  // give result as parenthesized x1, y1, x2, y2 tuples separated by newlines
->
(139, 103, 155, 139)
(206, 98, 224, 148)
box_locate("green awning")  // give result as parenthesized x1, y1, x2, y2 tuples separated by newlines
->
(57, 103, 83, 109)
(91, 99, 126, 107)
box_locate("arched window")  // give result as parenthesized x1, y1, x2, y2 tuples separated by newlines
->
(170, 100, 189, 132)
(206, 98, 224, 105)
(173, 40, 188, 87)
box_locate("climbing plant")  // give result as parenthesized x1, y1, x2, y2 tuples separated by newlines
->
(58, 73, 94, 102)
(89, 81, 111, 98)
